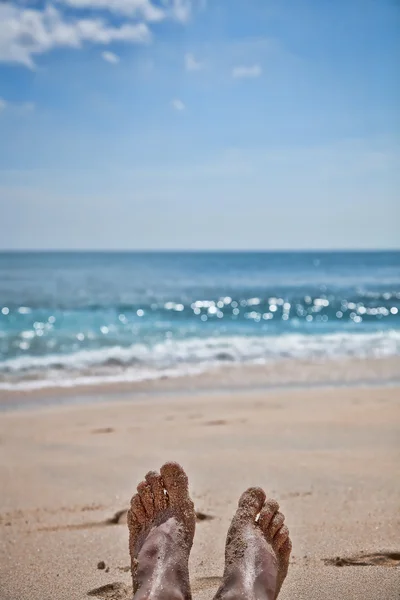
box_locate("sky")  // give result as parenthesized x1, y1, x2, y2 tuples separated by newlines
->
(0, 0, 399, 250)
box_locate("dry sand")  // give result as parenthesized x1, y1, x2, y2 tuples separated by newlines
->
(0, 383, 399, 599)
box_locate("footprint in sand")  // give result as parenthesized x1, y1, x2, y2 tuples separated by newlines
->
(35, 506, 214, 533)
(107, 507, 214, 526)
(195, 511, 215, 521)
(87, 582, 131, 599)
(91, 428, 115, 434)
(324, 551, 400, 567)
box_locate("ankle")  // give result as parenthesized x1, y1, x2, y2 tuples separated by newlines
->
(214, 573, 275, 600)
(215, 588, 272, 600)
(134, 561, 191, 600)
(135, 588, 187, 600)
(214, 588, 257, 600)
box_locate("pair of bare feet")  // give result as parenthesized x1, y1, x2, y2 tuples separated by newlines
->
(128, 462, 292, 600)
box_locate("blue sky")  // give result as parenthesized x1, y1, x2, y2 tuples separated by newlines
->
(0, 0, 399, 250)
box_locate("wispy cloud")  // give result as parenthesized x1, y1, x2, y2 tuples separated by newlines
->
(58, 0, 197, 22)
(184, 52, 204, 71)
(0, 4, 150, 68)
(0, 1, 203, 69)
(102, 51, 120, 64)
(170, 0, 193, 23)
(58, 0, 165, 21)
(0, 98, 35, 115)
(171, 98, 186, 111)
(232, 64, 262, 79)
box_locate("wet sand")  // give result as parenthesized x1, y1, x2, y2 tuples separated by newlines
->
(0, 383, 399, 599)
(1, 355, 400, 407)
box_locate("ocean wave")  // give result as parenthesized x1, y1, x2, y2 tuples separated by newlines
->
(0, 330, 400, 391)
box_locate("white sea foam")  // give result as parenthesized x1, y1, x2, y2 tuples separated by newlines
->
(0, 330, 399, 391)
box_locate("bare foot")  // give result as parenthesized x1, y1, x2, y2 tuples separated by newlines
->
(214, 488, 291, 600)
(127, 462, 196, 600)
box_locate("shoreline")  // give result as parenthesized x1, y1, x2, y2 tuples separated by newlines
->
(1, 355, 400, 411)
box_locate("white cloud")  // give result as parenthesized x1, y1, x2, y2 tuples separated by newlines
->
(0, 4, 151, 68)
(102, 50, 120, 64)
(232, 64, 262, 79)
(58, 0, 166, 21)
(171, 98, 185, 111)
(169, 0, 193, 23)
(57, 0, 199, 23)
(171, 0, 207, 22)
(184, 52, 203, 71)
(0, 98, 6, 112)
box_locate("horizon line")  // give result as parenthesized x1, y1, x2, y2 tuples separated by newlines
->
(0, 248, 399, 254)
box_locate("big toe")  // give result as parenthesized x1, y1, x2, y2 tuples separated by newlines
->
(237, 487, 266, 520)
(160, 462, 191, 508)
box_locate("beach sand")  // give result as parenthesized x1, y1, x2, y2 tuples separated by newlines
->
(0, 383, 399, 599)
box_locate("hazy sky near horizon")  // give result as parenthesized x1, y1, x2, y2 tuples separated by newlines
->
(0, 0, 399, 250)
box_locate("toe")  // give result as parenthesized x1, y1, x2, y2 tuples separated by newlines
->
(137, 481, 154, 519)
(274, 524, 290, 550)
(127, 496, 145, 560)
(279, 536, 292, 561)
(127, 506, 141, 539)
(269, 512, 285, 538)
(145, 471, 167, 512)
(130, 493, 147, 525)
(160, 462, 190, 508)
(258, 498, 280, 533)
(127, 507, 141, 569)
(237, 487, 266, 520)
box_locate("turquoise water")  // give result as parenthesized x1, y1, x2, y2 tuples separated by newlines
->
(0, 251, 399, 390)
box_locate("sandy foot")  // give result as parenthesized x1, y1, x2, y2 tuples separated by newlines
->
(127, 462, 196, 600)
(214, 487, 291, 600)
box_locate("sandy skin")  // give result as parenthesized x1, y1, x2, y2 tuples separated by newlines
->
(214, 488, 292, 600)
(128, 462, 196, 600)
(128, 463, 291, 600)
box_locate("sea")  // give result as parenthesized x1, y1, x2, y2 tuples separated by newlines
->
(0, 251, 399, 391)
